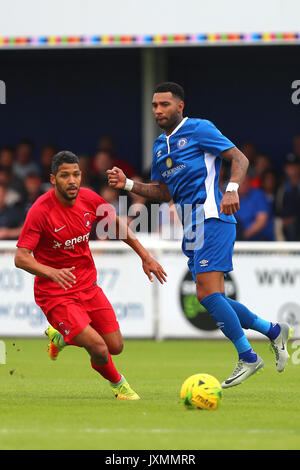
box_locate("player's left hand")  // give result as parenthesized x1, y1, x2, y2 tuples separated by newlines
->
(142, 255, 167, 284)
(220, 191, 240, 215)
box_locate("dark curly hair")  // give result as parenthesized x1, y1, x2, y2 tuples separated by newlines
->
(154, 82, 185, 101)
(51, 151, 80, 175)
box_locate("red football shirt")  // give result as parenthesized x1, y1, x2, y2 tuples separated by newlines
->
(17, 188, 115, 298)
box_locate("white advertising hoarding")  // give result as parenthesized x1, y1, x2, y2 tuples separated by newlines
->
(158, 252, 300, 339)
(0, 252, 154, 338)
(0, 254, 46, 335)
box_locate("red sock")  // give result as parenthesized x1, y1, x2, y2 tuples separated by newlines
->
(91, 354, 122, 384)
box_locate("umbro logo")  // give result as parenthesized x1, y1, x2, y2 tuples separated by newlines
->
(199, 259, 209, 267)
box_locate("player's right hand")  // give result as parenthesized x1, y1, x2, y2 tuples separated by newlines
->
(220, 191, 240, 215)
(106, 167, 127, 189)
(48, 266, 76, 290)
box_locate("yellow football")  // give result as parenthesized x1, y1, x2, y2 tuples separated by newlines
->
(180, 373, 222, 410)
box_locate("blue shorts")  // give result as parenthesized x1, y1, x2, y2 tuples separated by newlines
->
(182, 218, 236, 282)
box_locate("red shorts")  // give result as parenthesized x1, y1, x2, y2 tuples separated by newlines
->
(35, 285, 120, 344)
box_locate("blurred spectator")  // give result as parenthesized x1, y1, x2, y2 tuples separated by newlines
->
(40, 144, 57, 187)
(0, 183, 25, 239)
(277, 153, 300, 241)
(78, 155, 92, 188)
(0, 145, 15, 171)
(98, 135, 137, 177)
(4, 134, 300, 242)
(235, 174, 275, 241)
(293, 135, 300, 159)
(0, 167, 26, 204)
(261, 168, 283, 241)
(13, 139, 40, 179)
(250, 154, 272, 188)
(90, 150, 113, 193)
(261, 169, 280, 212)
(90, 185, 120, 240)
(98, 135, 117, 155)
(23, 172, 44, 213)
(141, 167, 152, 183)
(99, 185, 120, 213)
(240, 141, 257, 177)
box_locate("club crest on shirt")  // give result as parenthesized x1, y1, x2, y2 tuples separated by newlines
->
(166, 157, 173, 168)
(177, 138, 188, 149)
(84, 212, 91, 227)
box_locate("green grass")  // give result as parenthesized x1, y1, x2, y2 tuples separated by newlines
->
(0, 338, 299, 450)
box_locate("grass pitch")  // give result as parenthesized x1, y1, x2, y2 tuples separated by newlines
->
(0, 338, 299, 450)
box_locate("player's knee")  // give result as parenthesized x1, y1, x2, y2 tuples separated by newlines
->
(109, 340, 123, 355)
(90, 341, 109, 365)
(196, 282, 208, 301)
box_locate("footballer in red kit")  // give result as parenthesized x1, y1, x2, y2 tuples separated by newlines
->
(18, 186, 109, 297)
(15, 151, 167, 400)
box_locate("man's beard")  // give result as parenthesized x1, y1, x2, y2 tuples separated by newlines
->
(157, 114, 181, 131)
(56, 181, 79, 201)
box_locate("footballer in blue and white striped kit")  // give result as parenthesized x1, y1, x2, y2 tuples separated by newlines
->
(107, 82, 292, 388)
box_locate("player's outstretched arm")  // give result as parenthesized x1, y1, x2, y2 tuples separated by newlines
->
(115, 216, 167, 284)
(220, 147, 249, 215)
(14, 247, 76, 291)
(107, 167, 172, 202)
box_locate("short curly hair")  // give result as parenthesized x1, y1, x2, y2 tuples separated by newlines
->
(154, 82, 185, 101)
(51, 151, 80, 175)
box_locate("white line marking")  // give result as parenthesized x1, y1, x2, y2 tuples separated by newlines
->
(0, 428, 298, 435)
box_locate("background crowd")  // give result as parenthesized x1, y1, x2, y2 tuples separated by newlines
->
(0, 134, 300, 242)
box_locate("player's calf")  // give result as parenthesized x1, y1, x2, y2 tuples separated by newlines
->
(73, 325, 109, 364)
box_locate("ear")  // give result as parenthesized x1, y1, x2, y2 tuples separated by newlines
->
(50, 173, 55, 185)
(178, 100, 185, 113)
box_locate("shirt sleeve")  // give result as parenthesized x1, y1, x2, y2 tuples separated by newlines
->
(16, 204, 43, 250)
(196, 120, 235, 156)
(151, 143, 164, 182)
